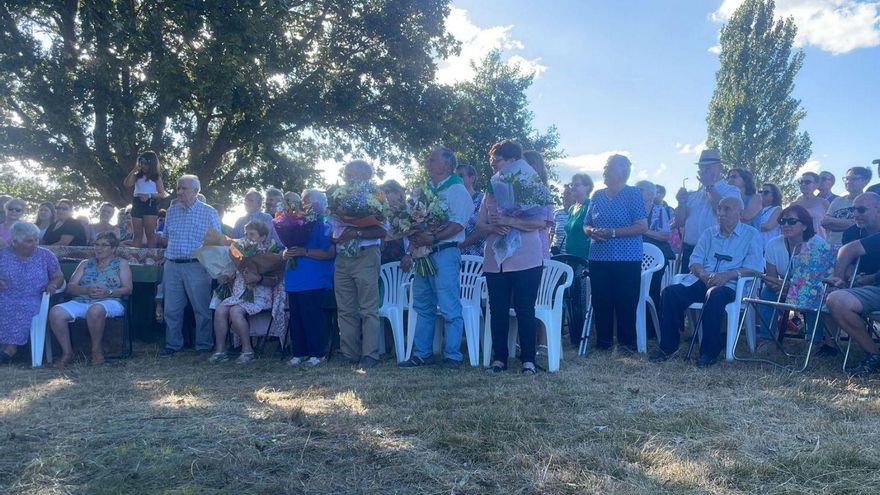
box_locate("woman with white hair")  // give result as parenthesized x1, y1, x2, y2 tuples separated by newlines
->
(0, 198, 26, 248)
(283, 189, 336, 366)
(0, 222, 64, 363)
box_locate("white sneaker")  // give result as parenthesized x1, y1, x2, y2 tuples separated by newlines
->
(306, 357, 326, 366)
(288, 356, 306, 366)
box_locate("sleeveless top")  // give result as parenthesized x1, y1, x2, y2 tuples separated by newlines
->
(74, 257, 123, 303)
(134, 176, 158, 195)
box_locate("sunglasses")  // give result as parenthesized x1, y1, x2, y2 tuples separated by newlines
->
(778, 218, 802, 226)
(853, 206, 872, 214)
(5, 207, 22, 212)
(798, 179, 814, 185)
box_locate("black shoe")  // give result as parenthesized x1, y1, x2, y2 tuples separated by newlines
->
(398, 355, 435, 368)
(0, 352, 12, 364)
(846, 353, 880, 377)
(159, 348, 177, 358)
(358, 356, 379, 369)
(695, 355, 718, 368)
(521, 363, 538, 375)
(488, 360, 507, 373)
(649, 349, 672, 362)
(812, 344, 839, 357)
(442, 358, 461, 370)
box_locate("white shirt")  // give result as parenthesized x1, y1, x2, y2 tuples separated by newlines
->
(134, 176, 158, 195)
(430, 176, 474, 244)
(681, 221, 764, 290)
(683, 179, 741, 245)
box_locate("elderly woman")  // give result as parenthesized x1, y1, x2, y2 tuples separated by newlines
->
(42, 199, 88, 246)
(0, 198, 26, 248)
(455, 164, 487, 257)
(754, 182, 783, 248)
(283, 189, 336, 366)
(0, 222, 64, 363)
(564, 173, 594, 260)
(48, 231, 133, 367)
(209, 220, 284, 364)
(791, 172, 830, 239)
(758, 204, 833, 353)
(583, 155, 648, 351)
(726, 168, 762, 223)
(478, 140, 553, 375)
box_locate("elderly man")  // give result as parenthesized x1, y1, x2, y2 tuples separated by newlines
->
(264, 187, 283, 216)
(652, 197, 763, 367)
(818, 171, 839, 203)
(232, 189, 279, 243)
(333, 160, 387, 369)
(399, 147, 474, 369)
(674, 149, 741, 273)
(825, 233, 880, 376)
(160, 174, 222, 357)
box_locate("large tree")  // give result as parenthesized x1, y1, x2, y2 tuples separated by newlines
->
(0, 0, 456, 206)
(706, 0, 811, 199)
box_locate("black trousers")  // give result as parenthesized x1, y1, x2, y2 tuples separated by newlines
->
(485, 266, 542, 365)
(589, 260, 640, 348)
(659, 280, 735, 359)
(679, 243, 695, 274)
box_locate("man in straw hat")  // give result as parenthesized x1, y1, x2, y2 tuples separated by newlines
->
(674, 149, 741, 273)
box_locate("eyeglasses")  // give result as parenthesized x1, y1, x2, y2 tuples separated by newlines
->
(853, 206, 872, 214)
(843, 176, 867, 182)
(5, 207, 22, 212)
(798, 179, 814, 185)
(760, 190, 772, 195)
(777, 218, 802, 226)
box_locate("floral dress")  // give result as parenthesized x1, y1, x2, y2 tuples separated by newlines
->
(0, 247, 60, 345)
(784, 235, 833, 309)
(219, 241, 288, 342)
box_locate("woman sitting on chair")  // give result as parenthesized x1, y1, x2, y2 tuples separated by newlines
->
(49, 231, 132, 367)
(758, 205, 833, 352)
(209, 220, 284, 365)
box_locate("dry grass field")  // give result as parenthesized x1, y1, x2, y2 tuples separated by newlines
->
(1, 344, 879, 494)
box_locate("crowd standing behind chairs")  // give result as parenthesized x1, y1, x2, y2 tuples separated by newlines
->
(1, 144, 880, 377)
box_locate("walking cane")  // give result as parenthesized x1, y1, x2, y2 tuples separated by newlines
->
(685, 253, 733, 359)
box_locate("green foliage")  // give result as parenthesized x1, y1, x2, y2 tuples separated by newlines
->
(0, 0, 456, 208)
(407, 51, 563, 191)
(706, 0, 812, 200)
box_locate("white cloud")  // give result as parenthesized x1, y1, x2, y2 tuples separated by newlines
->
(436, 7, 547, 84)
(553, 150, 632, 190)
(654, 162, 669, 178)
(712, 0, 880, 55)
(675, 142, 708, 155)
(797, 158, 822, 174)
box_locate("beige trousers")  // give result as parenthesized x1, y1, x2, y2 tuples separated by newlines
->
(333, 246, 381, 360)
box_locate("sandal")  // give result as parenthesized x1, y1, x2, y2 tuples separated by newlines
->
(235, 352, 254, 365)
(522, 362, 538, 376)
(488, 360, 507, 373)
(208, 352, 229, 363)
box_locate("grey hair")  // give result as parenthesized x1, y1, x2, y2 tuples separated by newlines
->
(344, 160, 374, 181)
(607, 154, 632, 181)
(635, 180, 656, 196)
(178, 174, 201, 192)
(4, 197, 26, 212)
(301, 189, 328, 214)
(719, 195, 745, 211)
(245, 188, 264, 205)
(10, 221, 40, 242)
(456, 163, 477, 179)
(265, 186, 283, 199)
(435, 146, 457, 172)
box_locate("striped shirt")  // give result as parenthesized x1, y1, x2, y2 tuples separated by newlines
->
(165, 200, 222, 260)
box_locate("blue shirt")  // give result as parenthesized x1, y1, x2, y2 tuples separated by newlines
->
(681, 221, 764, 290)
(164, 200, 222, 260)
(232, 211, 280, 244)
(583, 186, 646, 262)
(284, 221, 334, 292)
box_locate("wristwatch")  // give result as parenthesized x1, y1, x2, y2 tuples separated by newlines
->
(611, 229, 616, 239)
(356, 229, 363, 239)
(107, 288, 113, 297)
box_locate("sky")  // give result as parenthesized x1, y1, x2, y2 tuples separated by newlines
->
(343, 0, 879, 207)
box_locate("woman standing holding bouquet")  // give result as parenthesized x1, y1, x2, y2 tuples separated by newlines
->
(583, 155, 647, 351)
(478, 140, 553, 375)
(283, 190, 336, 366)
(123, 151, 167, 248)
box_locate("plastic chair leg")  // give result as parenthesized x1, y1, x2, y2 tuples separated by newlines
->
(636, 300, 647, 354)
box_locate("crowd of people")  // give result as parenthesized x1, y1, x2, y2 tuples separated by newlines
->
(1, 145, 879, 376)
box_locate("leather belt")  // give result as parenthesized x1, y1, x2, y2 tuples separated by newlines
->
(168, 258, 198, 263)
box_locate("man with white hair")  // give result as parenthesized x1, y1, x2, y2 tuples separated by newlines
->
(264, 186, 283, 216)
(652, 196, 763, 367)
(232, 189, 279, 243)
(161, 174, 222, 357)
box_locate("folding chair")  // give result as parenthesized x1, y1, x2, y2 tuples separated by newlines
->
(735, 244, 831, 372)
(836, 258, 880, 371)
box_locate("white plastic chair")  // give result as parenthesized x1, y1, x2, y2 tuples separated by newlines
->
(378, 262, 411, 362)
(404, 255, 483, 366)
(636, 243, 664, 353)
(672, 273, 756, 361)
(482, 260, 573, 372)
(31, 281, 67, 367)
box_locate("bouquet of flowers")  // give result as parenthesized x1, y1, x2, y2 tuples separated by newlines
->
(388, 186, 449, 276)
(327, 181, 389, 256)
(273, 193, 322, 269)
(229, 238, 284, 302)
(194, 229, 237, 301)
(490, 168, 553, 266)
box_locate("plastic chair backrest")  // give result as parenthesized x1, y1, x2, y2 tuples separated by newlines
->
(538, 260, 574, 308)
(379, 262, 409, 308)
(551, 254, 589, 282)
(459, 255, 484, 301)
(642, 243, 664, 275)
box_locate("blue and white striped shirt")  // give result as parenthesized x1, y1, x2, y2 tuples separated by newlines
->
(165, 200, 222, 260)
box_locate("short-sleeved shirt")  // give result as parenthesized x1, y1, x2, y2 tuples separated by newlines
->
(232, 211, 280, 244)
(681, 222, 764, 290)
(825, 195, 855, 246)
(41, 219, 88, 246)
(564, 201, 590, 259)
(430, 176, 474, 245)
(583, 186, 646, 262)
(861, 233, 880, 283)
(164, 200, 222, 260)
(284, 221, 335, 292)
(683, 179, 741, 245)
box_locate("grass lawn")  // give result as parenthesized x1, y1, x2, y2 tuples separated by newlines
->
(1, 344, 879, 494)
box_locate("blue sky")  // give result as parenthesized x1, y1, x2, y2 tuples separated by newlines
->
(439, 0, 880, 203)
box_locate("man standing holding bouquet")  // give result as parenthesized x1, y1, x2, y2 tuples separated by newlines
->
(399, 147, 474, 370)
(333, 160, 388, 369)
